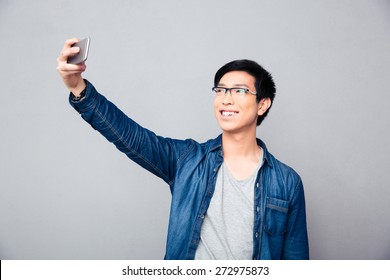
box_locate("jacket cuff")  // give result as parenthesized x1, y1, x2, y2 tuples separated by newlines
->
(68, 79, 99, 114)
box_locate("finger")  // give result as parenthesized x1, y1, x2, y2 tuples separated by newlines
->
(61, 61, 86, 70)
(57, 38, 80, 62)
(57, 61, 86, 74)
(63, 47, 80, 58)
(64, 37, 80, 47)
(57, 67, 85, 78)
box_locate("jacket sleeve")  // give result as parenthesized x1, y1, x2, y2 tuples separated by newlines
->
(69, 80, 194, 186)
(282, 178, 310, 259)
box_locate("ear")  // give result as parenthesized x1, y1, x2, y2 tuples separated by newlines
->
(257, 98, 272, 116)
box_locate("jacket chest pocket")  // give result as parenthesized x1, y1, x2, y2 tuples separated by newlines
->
(264, 197, 289, 236)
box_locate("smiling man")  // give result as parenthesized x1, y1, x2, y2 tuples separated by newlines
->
(57, 38, 309, 260)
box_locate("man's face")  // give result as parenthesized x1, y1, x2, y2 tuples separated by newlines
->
(214, 71, 262, 134)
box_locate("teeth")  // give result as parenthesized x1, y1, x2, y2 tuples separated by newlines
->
(222, 111, 238, 116)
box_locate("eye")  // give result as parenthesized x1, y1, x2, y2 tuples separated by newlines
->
(235, 88, 247, 94)
(213, 87, 225, 94)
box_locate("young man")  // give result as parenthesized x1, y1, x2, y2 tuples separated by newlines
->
(57, 38, 309, 260)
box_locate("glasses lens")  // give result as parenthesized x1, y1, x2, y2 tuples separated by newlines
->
(232, 88, 247, 96)
(213, 87, 225, 95)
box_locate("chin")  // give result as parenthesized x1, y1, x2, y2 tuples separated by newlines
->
(218, 123, 239, 133)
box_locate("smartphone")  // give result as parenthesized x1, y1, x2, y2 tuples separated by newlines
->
(67, 37, 91, 65)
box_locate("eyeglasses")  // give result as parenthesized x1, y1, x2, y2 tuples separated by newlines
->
(212, 87, 257, 97)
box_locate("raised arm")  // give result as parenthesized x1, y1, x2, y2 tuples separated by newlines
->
(56, 38, 196, 187)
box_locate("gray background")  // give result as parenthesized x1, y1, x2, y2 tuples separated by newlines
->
(0, 0, 389, 260)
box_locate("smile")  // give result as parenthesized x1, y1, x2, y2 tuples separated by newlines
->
(220, 110, 238, 117)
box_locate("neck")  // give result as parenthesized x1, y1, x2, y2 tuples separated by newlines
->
(222, 131, 260, 160)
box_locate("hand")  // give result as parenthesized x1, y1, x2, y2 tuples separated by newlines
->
(56, 38, 87, 96)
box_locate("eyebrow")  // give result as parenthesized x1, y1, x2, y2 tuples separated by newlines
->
(217, 83, 251, 88)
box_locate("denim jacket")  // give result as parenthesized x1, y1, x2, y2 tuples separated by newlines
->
(69, 80, 309, 260)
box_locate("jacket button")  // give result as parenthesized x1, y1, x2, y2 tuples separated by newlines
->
(255, 232, 259, 238)
(200, 214, 205, 219)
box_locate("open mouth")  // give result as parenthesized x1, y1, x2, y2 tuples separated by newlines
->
(220, 110, 239, 117)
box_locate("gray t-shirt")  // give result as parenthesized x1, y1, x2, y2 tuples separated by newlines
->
(195, 152, 263, 260)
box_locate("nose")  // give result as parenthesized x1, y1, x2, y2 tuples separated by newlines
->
(222, 92, 234, 105)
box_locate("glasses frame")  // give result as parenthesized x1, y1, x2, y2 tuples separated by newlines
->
(212, 86, 257, 97)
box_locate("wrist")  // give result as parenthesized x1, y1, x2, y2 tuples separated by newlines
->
(68, 79, 86, 97)
(70, 86, 86, 102)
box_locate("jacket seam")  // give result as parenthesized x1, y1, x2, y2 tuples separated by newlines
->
(175, 140, 196, 172)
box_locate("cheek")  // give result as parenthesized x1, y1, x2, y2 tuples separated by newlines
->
(213, 101, 224, 121)
(213, 99, 219, 112)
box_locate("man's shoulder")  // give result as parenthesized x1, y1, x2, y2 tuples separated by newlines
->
(167, 135, 221, 163)
(269, 153, 300, 179)
(264, 152, 304, 201)
(260, 140, 302, 185)
(196, 134, 223, 152)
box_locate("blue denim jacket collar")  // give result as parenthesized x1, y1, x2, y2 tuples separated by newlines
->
(207, 134, 274, 169)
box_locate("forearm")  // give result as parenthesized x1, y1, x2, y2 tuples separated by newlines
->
(68, 80, 182, 184)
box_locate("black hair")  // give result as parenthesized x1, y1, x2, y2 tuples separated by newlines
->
(214, 59, 276, 126)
